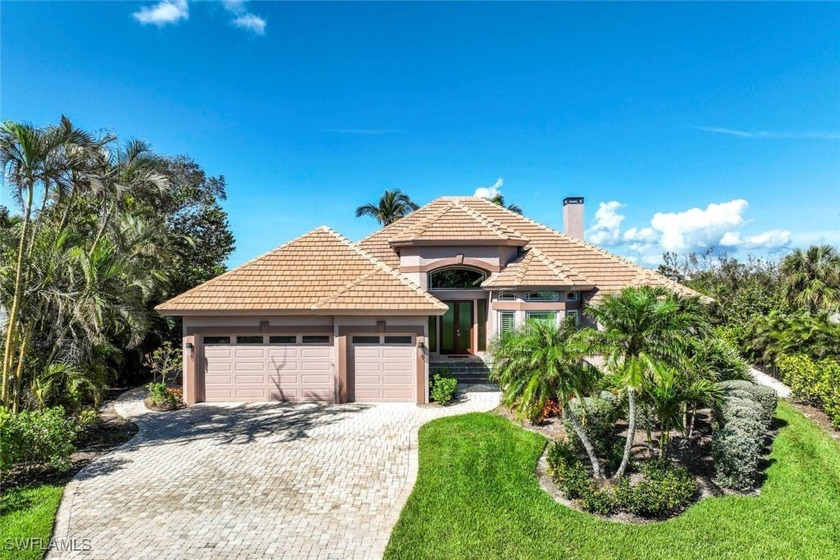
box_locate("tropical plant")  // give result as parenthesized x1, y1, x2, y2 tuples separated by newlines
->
(354, 189, 419, 226)
(780, 244, 840, 314)
(488, 193, 523, 214)
(586, 286, 706, 477)
(491, 320, 605, 479)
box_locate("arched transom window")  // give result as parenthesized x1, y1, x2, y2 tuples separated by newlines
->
(428, 267, 487, 289)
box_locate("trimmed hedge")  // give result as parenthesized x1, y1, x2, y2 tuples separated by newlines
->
(712, 381, 777, 491)
(778, 355, 840, 428)
(718, 380, 778, 427)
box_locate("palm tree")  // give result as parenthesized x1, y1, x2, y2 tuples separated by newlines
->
(491, 319, 605, 479)
(780, 245, 840, 314)
(586, 286, 705, 478)
(355, 189, 419, 226)
(489, 193, 523, 215)
(0, 116, 100, 406)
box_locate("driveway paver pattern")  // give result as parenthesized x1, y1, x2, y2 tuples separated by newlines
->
(49, 388, 499, 559)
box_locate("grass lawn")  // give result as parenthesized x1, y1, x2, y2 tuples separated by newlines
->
(386, 401, 840, 559)
(0, 484, 64, 560)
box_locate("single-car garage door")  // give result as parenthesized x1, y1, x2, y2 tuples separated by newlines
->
(202, 334, 334, 402)
(350, 335, 416, 402)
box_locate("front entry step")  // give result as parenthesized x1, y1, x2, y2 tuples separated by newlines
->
(431, 357, 493, 384)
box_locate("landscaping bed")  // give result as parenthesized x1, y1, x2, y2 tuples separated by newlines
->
(385, 402, 840, 560)
(0, 403, 137, 560)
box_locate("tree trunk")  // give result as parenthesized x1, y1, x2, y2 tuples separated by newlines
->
(2, 184, 34, 408)
(564, 406, 604, 481)
(613, 387, 636, 479)
(11, 326, 32, 414)
(687, 403, 698, 439)
(88, 201, 113, 258)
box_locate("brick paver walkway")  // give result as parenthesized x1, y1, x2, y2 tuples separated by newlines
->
(49, 389, 499, 559)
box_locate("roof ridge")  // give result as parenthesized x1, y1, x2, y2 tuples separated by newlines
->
(322, 226, 447, 309)
(528, 246, 589, 284)
(156, 226, 333, 308)
(452, 199, 528, 240)
(388, 199, 457, 241)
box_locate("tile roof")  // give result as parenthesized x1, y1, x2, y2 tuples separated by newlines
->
(359, 196, 705, 301)
(481, 247, 591, 289)
(156, 227, 448, 314)
(387, 198, 528, 245)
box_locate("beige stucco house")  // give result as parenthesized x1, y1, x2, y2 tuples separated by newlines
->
(156, 196, 697, 406)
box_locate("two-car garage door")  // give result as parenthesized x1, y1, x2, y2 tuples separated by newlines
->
(203, 335, 334, 402)
(200, 333, 417, 403)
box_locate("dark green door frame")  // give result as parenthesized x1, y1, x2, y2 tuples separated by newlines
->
(440, 300, 474, 354)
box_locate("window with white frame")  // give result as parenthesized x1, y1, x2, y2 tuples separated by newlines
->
(526, 310, 557, 324)
(498, 291, 515, 301)
(566, 291, 578, 302)
(525, 291, 559, 302)
(565, 310, 580, 326)
(498, 311, 516, 335)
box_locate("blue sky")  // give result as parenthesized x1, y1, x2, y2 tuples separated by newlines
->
(2, 1, 839, 267)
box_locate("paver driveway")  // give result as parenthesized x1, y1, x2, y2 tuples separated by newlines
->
(50, 388, 500, 560)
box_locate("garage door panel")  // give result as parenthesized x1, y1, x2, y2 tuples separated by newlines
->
(351, 338, 415, 403)
(203, 338, 334, 403)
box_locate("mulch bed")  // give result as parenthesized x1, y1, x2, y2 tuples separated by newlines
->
(2, 401, 138, 491)
(497, 406, 781, 523)
(785, 400, 840, 443)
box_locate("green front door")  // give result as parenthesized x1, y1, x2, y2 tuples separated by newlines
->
(440, 301, 473, 354)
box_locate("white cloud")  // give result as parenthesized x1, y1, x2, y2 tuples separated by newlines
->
(743, 230, 791, 251)
(585, 198, 792, 265)
(692, 126, 840, 140)
(585, 201, 625, 246)
(222, 0, 267, 35)
(650, 199, 748, 253)
(474, 178, 503, 199)
(133, 0, 188, 26)
(232, 13, 266, 34)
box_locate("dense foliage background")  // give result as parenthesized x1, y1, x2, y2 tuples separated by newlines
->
(0, 117, 234, 414)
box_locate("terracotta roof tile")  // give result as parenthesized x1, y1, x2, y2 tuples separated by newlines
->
(156, 227, 448, 314)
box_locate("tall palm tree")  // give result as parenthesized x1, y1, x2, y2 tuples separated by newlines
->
(586, 286, 705, 478)
(491, 319, 605, 479)
(0, 116, 100, 406)
(780, 244, 840, 314)
(489, 193, 523, 214)
(355, 189, 419, 226)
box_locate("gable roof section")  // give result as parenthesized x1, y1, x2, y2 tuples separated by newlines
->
(359, 197, 704, 301)
(156, 226, 448, 315)
(481, 247, 591, 289)
(387, 198, 528, 246)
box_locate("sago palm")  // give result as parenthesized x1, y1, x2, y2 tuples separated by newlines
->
(491, 319, 606, 479)
(354, 189, 419, 226)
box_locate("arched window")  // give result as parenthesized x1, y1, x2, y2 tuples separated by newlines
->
(498, 291, 516, 301)
(428, 267, 487, 289)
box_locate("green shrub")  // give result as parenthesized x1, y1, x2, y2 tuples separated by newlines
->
(714, 395, 765, 431)
(562, 396, 617, 451)
(430, 373, 458, 405)
(712, 417, 763, 491)
(546, 440, 591, 499)
(147, 382, 182, 410)
(718, 380, 778, 427)
(0, 406, 84, 474)
(578, 484, 617, 515)
(778, 355, 840, 428)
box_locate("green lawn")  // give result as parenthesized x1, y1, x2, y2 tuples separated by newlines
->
(0, 483, 64, 560)
(386, 401, 840, 559)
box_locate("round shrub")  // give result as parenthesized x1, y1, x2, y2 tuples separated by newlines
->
(718, 380, 777, 427)
(562, 396, 617, 450)
(430, 373, 458, 405)
(578, 484, 617, 515)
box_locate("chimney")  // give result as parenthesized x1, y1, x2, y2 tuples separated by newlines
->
(563, 196, 584, 239)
